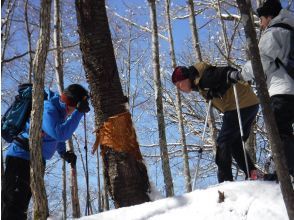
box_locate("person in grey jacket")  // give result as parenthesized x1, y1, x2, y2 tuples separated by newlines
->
(230, 0, 294, 178)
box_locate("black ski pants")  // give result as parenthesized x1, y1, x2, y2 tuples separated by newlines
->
(270, 94, 294, 175)
(2, 156, 31, 220)
(216, 104, 259, 183)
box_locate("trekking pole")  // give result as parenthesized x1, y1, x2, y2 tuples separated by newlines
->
(84, 113, 91, 216)
(232, 84, 250, 180)
(192, 99, 212, 190)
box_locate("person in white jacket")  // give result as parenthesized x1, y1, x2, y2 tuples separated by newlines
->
(229, 0, 294, 179)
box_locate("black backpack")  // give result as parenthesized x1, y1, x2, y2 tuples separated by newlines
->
(1, 84, 51, 143)
(269, 23, 294, 80)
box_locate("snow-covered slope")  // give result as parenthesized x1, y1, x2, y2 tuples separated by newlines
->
(78, 181, 288, 220)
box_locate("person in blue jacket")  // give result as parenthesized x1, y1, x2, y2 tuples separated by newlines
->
(1, 84, 90, 220)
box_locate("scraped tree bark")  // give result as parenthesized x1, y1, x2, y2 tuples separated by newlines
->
(75, 0, 150, 208)
(53, 0, 81, 217)
(165, 0, 191, 193)
(236, 0, 294, 219)
(29, 0, 52, 219)
(148, 0, 174, 197)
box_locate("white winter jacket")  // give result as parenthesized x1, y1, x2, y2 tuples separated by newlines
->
(241, 9, 294, 97)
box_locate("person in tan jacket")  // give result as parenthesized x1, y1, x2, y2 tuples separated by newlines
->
(172, 62, 259, 183)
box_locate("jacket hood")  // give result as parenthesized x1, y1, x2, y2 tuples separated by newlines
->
(269, 9, 294, 28)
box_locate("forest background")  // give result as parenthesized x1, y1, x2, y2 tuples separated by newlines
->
(1, 0, 293, 218)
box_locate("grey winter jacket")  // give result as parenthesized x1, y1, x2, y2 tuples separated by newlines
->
(241, 9, 294, 97)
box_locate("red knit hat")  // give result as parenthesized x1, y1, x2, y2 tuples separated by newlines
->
(60, 93, 77, 107)
(172, 66, 189, 84)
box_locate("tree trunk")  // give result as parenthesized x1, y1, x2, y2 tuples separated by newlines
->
(53, 0, 66, 218)
(75, 0, 150, 208)
(1, 0, 15, 73)
(53, 0, 64, 93)
(165, 0, 191, 193)
(236, 0, 294, 219)
(245, 123, 257, 164)
(29, 0, 52, 219)
(96, 150, 102, 212)
(24, 0, 33, 83)
(62, 160, 67, 218)
(216, 0, 230, 58)
(53, 0, 81, 217)
(102, 157, 109, 211)
(148, 0, 174, 197)
(187, 0, 202, 62)
(67, 139, 81, 217)
(187, 0, 218, 154)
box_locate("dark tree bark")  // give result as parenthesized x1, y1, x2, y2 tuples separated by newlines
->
(75, 0, 150, 208)
(29, 0, 52, 219)
(236, 0, 294, 219)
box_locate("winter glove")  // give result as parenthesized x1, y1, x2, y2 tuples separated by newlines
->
(227, 70, 242, 84)
(62, 151, 77, 166)
(207, 89, 222, 100)
(76, 98, 90, 113)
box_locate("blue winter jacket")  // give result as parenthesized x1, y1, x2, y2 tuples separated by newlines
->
(6, 92, 84, 161)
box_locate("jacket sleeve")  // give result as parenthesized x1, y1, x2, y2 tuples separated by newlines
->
(241, 28, 284, 81)
(57, 142, 66, 156)
(199, 66, 233, 95)
(42, 103, 83, 142)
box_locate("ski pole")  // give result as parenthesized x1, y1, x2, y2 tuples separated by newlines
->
(192, 99, 212, 190)
(232, 84, 250, 179)
(84, 113, 91, 216)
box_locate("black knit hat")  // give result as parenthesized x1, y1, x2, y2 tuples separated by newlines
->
(257, 0, 282, 18)
(62, 84, 89, 106)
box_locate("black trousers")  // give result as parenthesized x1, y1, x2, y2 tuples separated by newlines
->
(270, 94, 294, 175)
(2, 156, 31, 220)
(216, 104, 259, 183)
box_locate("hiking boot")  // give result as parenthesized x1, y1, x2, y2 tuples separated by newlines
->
(263, 173, 278, 181)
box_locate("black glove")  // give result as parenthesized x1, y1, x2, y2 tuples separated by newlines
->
(227, 70, 242, 84)
(76, 99, 90, 113)
(207, 89, 222, 100)
(62, 151, 77, 166)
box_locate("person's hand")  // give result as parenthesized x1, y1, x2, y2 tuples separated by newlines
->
(76, 98, 90, 113)
(227, 70, 242, 84)
(62, 151, 77, 166)
(207, 89, 222, 100)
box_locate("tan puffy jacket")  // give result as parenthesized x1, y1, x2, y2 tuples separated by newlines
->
(194, 62, 259, 113)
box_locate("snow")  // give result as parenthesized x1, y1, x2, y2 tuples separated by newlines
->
(75, 181, 288, 220)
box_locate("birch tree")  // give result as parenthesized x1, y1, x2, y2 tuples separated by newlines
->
(29, 0, 52, 219)
(53, 0, 81, 217)
(148, 0, 174, 197)
(165, 0, 192, 193)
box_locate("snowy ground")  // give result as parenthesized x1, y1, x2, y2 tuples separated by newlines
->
(75, 181, 288, 220)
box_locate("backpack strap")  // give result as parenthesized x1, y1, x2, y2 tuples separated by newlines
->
(269, 23, 294, 77)
(269, 23, 294, 31)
